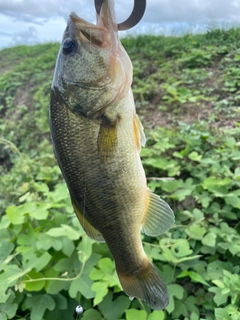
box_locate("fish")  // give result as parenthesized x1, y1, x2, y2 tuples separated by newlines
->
(50, 0, 174, 310)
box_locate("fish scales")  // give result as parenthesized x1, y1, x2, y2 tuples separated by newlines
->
(50, 0, 174, 310)
(51, 90, 146, 271)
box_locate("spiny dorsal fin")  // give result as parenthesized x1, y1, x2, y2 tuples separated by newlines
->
(71, 196, 105, 242)
(133, 114, 146, 152)
(141, 189, 175, 236)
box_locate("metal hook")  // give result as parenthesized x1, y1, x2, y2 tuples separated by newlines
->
(94, 0, 146, 31)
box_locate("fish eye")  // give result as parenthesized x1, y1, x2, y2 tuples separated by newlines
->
(62, 37, 76, 55)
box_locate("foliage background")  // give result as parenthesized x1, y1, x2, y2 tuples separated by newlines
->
(0, 28, 240, 320)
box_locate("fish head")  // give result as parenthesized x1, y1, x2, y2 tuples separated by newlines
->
(52, 0, 132, 119)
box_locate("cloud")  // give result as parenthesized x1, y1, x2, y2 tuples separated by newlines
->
(11, 26, 39, 46)
(0, 0, 240, 25)
(0, 0, 240, 50)
(0, 0, 96, 24)
(142, 0, 240, 24)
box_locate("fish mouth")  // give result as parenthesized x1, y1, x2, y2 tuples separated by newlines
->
(69, 0, 118, 50)
(69, 12, 107, 48)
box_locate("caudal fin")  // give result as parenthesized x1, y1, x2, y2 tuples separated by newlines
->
(117, 262, 169, 310)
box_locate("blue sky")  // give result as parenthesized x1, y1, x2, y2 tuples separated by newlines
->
(0, 0, 240, 49)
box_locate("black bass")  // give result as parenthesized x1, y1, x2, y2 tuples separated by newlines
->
(50, 0, 174, 310)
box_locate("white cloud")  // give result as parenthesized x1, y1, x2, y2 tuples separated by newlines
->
(11, 26, 39, 46)
(0, 0, 240, 49)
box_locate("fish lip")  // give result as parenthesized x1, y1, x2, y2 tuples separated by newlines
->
(68, 11, 109, 48)
(68, 2, 118, 49)
(96, 0, 118, 31)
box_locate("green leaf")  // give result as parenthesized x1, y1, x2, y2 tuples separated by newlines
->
(159, 180, 180, 192)
(98, 258, 114, 274)
(6, 205, 26, 225)
(45, 279, 69, 295)
(29, 202, 50, 220)
(209, 287, 228, 306)
(0, 241, 14, 261)
(187, 271, 209, 286)
(190, 312, 200, 320)
(90, 268, 104, 281)
(215, 308, 231, 320)
(126, 309, 148, 320)
(0, 265, 23, 303)
(202, 232, 217, 247)
(166, 284, 185, 313)
(184, 296, 199, 314)
(202, 177, 232, 193)
(61, 237, 75, 257)
(77, 235, 95, 262)
(99, 291, 131, 320)
(212, 280, 225, 288)
(24, 270, 46, 291)
(172, 188, 193, 201)
(224, 195, 240, 208)
(17, 224, 36, 246)
(69, 254, 99, 299)
(171, 239, 192, 258)
(0, 291, 18, 319)
(69, 270, 95, 300)
(177, 270, 209, 286)
(148, 310, 165, 320)
(0, 216, 10, 230)
(188, 151, 202, 161)
(24, 294, 55, 320)
(46, 225, 80, 240)
(92, 281, 108, 305)
(52, 293, 68, 310)
(81, 309, 102, 320)
(186, 225, 206, 240)
(36, 233, 62, 251)
(26, 251, 52, 272)
(172, 299, 188, 318)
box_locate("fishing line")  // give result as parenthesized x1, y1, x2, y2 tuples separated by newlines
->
(74, 11, 100, 318)
(74, 73, 93, 319)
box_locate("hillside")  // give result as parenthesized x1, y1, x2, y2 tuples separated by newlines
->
(0, 28, 240, 320)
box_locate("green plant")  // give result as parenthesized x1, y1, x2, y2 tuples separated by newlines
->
(1, 28, 240, 319)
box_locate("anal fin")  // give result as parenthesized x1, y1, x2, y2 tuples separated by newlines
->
(141, 189, 175, 236)
(71, 196, 105, 242)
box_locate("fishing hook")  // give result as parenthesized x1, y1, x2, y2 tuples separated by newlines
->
(94, 0, 146, 31)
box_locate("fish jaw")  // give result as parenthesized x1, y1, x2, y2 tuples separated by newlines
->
(69, 0, 133, 103)
(52, 0, 132, 120)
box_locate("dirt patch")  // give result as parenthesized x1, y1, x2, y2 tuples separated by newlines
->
(13, 84, 33, 108)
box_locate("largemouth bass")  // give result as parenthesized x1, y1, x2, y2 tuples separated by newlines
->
(50, 0, 174, 310)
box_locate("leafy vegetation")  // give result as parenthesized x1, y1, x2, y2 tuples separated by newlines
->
(0, 27, 240, 320)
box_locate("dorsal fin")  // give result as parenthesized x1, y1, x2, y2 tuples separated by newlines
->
(71, 196, 105, 242)
(141, 189, 174, 236)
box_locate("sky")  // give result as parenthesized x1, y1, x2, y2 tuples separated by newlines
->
(0, 0, 240, 49)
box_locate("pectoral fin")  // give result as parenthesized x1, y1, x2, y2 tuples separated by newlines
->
(97, 114, 118, 158)
(71, 196, 105, 242)
(133, 114, 146, 152)
(141, 189, 175, 236)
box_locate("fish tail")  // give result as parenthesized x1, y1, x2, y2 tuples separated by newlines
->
(116, 260, 169, 310)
